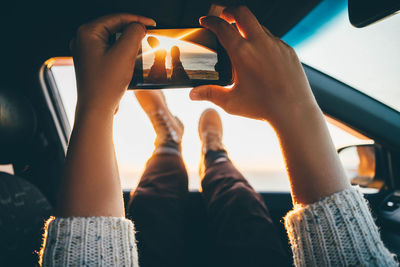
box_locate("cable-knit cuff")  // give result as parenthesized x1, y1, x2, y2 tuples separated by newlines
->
(284, 187, 397, 267)
(40, 217, 138, 267)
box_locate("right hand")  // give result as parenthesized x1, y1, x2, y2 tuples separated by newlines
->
(190, 6, 318, 126)
(71, 14, 156, 115)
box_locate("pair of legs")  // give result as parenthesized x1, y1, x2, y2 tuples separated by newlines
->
(127, 91, 289, 267)
(147, 36, 189, 83)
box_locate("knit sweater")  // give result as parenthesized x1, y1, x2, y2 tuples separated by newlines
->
(284, 187, 397, 266)
(40, 217, 138, 266)
(40, 187, 397, 266)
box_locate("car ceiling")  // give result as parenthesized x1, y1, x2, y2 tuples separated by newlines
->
(2, 0, 320, 89)
(8, 0, 321, 34)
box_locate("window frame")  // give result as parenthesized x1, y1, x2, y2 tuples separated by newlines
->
(40, 57, 397, 192)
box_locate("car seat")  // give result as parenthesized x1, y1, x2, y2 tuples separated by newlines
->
(0, 88, 52, 266)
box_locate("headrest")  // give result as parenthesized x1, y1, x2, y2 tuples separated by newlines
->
(0, 89, 37, 164)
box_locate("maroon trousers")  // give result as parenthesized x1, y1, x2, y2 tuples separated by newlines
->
(127, 153, 289, 267)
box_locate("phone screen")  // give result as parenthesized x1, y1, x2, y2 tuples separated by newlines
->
(115, 28, 232, 89)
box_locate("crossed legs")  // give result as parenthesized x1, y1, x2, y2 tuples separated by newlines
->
(127, 91, 289, 267)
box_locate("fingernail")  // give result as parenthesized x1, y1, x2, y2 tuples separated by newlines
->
(190, 90, 201, 100)
(151, 20, 157, 27)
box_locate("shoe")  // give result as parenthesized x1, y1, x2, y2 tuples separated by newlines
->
(198, 108, 224, 155)
(135, 90, 184, 147)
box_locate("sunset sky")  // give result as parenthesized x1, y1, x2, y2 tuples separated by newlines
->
(143, 29, 214, 54)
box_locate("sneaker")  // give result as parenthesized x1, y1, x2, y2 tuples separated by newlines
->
(135, 90, 184, 148)
(198, 108, 224, 155)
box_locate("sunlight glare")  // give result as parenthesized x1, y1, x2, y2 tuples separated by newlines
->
(140, 29, 202, 58)
(148, 35, 180, 51)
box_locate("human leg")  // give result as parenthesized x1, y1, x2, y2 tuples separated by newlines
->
(127, 91, 188, 267)
(170, 46, 190, 82)
(199, 109, 290, 267)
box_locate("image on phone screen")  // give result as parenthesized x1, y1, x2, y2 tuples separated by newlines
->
(115, 28, 232, 89)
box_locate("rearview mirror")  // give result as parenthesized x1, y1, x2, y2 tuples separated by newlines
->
(338, 144, 376, 187)
(348, 0, 400, 28)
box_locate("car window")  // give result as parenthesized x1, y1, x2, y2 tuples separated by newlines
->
(284, 2, 400, 112)
(49, 62, 371, 192)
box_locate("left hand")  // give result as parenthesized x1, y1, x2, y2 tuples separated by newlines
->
(189, 7, 315, 125)
(71, 14, 156, 115)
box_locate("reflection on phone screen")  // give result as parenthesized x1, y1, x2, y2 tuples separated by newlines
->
(116, 28, 231, 88)
(142, 28, 221, 84)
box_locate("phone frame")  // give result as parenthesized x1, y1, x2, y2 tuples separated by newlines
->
(113, 26, 233, 89)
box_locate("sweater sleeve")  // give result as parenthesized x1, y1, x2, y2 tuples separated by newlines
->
(284, 187, 398, 267)
(39, 216, 138, 267)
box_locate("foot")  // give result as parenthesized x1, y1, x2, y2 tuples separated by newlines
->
(147, 36, 160, 48)
(135, 90, 184, 148)
(198, 108, 224, 155)
(171, 46, 181, 67)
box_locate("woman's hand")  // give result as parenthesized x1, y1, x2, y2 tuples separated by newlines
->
(58, 14, 155, 217)
(190, 6, 317, 126)
(191, 6, 349, 205)
(71, 14, 155, 115)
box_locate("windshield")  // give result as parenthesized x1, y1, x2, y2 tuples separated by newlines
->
(50, 65, 367, 191)
(284, 0, 400, 112)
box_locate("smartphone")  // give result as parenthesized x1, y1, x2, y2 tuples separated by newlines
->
(113, 27, 233, 89)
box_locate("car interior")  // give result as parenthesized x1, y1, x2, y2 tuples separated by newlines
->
(1, 0, 400, 265)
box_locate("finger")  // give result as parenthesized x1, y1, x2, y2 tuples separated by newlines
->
(261, 25, 275, 39)
(221, 6, 264, 40)
(261, 25, 292, 48)
(110, 22, 146, 60)
(88, 13, 156, 33)
(190, 85, 230, 107)
(279, 38, 293, 49)
(199, 16, 244, 54)
(78, 13, 155, 46)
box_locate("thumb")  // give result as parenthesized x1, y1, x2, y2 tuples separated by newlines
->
(111, 22, 146, 61)
(190, 85, 230, 107)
